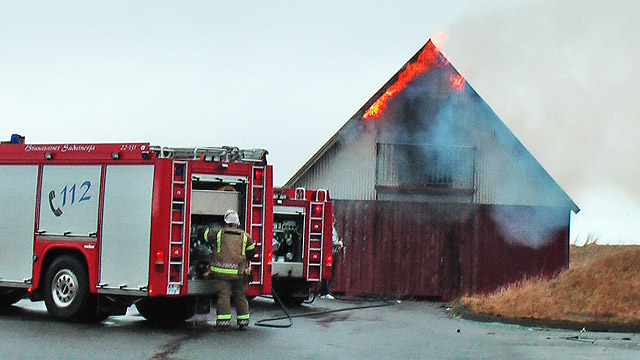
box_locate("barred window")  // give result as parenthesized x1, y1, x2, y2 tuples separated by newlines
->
(375, 143, 474, 191)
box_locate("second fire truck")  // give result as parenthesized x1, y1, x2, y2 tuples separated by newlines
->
(271, 187, 334, 305)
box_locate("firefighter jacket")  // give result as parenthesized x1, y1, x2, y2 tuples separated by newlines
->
(205, 227, 256, 281)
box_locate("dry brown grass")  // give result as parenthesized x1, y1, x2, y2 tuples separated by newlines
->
(461, 244, 640, 324)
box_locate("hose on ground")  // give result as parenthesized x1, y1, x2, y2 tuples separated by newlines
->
(254, 288, 293, 328)
(254, 290, 397, 328)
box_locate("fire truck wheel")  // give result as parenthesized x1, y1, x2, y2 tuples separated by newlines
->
(44, 255, 90, 321)
(83, 295, 110, 323)
(0, 288, 25, 308)
(135, 297, 195, 325)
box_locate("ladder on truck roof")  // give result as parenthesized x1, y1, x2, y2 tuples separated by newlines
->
(167, 160, 188, 295)
(249, 164, 266, 286)
(149, 146, 268, 163)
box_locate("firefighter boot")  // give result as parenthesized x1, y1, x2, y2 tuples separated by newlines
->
(216, 317, 232, 331)
(237, 315, 249, 330)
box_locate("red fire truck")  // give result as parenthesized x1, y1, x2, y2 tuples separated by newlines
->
(0, 134, 272, 323)
(271, 187, 334, 305)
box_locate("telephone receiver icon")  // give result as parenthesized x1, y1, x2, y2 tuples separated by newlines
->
(48, 190, 63, 217)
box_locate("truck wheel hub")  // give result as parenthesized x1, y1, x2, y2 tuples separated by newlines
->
(52, 270, 78, 308)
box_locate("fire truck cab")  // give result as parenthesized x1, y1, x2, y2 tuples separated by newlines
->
(271, 187, 334, 305)
(0, 135, 272, 323)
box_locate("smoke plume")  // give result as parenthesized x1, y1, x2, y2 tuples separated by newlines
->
(443, 0, 640, 243)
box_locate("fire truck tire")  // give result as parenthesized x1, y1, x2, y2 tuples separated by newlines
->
(43, 255, 90, 321)
(135, 297, 195, 325)
(84, 295, 110, 323)
(0, 288, 25, 308)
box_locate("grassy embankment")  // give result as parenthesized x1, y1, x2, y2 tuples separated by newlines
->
(461, 244, 640, 325)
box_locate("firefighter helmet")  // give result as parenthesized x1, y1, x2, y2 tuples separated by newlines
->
(224, 209, 240, 225)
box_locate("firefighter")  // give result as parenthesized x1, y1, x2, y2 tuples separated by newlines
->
(204, 209, 256, 330)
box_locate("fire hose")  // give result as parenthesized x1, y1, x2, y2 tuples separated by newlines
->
(254, 289, 398, 328)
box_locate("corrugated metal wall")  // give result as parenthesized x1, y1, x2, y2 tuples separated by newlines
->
(295, 126, 377, 200)
(468, 104, 574, 208)
(330, 200, 569, 300)
(472, 144, 570, 207)
(472, 205, 570, 294)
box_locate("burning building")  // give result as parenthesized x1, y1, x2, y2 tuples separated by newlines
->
(285, 39, 579, 300)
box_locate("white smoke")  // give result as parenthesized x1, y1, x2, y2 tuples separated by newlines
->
(443, 0, 640, 244)
(491, 205, 567, 249)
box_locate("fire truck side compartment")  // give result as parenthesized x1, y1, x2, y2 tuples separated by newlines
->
(271, 262, 304, 278)
(187, 174, 248, 294)
(272, 206, 305, 279)
(38, 165, 101, 237)
(0, 165, 38, 286)
(99, 165, 154, 293)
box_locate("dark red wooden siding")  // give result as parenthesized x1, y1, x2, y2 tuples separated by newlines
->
(330, 201, 569, 300)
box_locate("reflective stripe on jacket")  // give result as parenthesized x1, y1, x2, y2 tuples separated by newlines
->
(206, 227, 254, 280)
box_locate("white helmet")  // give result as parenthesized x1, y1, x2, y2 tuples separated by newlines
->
(224, 209, 240, 225)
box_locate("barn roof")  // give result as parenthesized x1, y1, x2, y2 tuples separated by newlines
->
(285, 39, 579, 213)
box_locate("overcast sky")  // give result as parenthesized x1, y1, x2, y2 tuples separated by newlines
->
(1, 0, 637, 244)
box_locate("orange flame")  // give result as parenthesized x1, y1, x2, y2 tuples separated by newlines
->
(363, 41, 442, 120)
(450, 74, 465, 90)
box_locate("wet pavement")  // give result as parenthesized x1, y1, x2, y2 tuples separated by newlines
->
(1, 297, 640, 359)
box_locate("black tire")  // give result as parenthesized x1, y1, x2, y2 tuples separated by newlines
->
(44, 255, 90, 321)
(0, 288, 25, 308)
(83, 295, 110, 323)
(135, 297, 195, 325)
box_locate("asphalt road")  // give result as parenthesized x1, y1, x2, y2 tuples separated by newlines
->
(1, 297, 640, 359)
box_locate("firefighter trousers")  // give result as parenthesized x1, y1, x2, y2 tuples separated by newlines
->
(216, 278, 250, 327)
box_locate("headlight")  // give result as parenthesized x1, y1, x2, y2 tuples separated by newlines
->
(285, 252, 294, 261)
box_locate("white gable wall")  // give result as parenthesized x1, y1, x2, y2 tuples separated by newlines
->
(294, 123, 377, 200)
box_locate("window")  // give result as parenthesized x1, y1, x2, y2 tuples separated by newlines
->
(376, 143, 474, 193)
